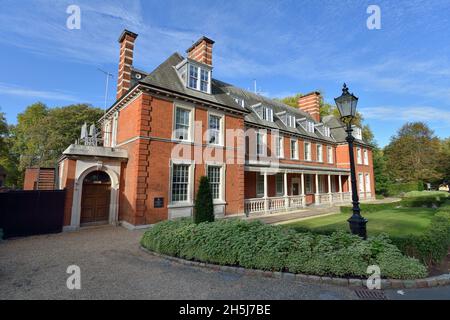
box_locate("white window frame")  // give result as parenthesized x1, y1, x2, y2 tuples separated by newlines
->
(262, 106, 274, 122)
(275, 136, 284, 159)
(172, 104, 194, 142)
(363, 149, 369, 165)
(305, 174, 313, 193)
(358, 173, 365, 194)
(304, 142, 312, 161)
(169, 160, 195, 205)
(103, 119, 111, 147)
(286, 114, 296, 128)
(256, 173, 265, 197)
(357, 147, 362, 164)
(187, 63, 211, 94)
(206, 163, 225, 202)
(256, 130, 267, 157)
(207, 111, 224, 146)
(111, 112, 118, 147)
(290, 139, 298, 160)
(365, 173, 371, 193)
(276, 173, 284, 196)
(317, 144, 323, 163)
(327, 146, 334, 164)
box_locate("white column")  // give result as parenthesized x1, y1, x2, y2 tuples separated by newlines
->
(339, 174, 343, 202)
(263, 171, 269, 211)
(348, 175, 352, 193)
(301, 173, 306, 207)
(284, 171, 289, 209)
(328, 174, 332, 205)
(315, 174, 320, 205)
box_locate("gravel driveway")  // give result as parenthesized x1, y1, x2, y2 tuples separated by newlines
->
(0, 226, 358, 300)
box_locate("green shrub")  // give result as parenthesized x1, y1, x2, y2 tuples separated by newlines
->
(390, 205, 450, 266)
(339, 200, 450, 266)
(141, 219, 427, 279)
(387, 182, 419, 197)
(404, 191, 449, 198)
(193, 176, 214, 224)
(340, 195, 446, 215)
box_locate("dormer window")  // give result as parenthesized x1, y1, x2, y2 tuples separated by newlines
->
(262, 106, 273, 122)
(187, 63, 211, 93)
(298, 118, 315, 133)
(253, 104, 273, 122)
(286, 114, 296, 128)
(233, 96, 245, 108)
(353, 126, 362, 140)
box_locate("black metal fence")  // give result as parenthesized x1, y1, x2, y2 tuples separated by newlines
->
(0, 190, 66, 239)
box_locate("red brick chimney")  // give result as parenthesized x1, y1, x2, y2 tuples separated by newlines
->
(117, 29, 138, 99)
(298, 92, 321, 122)
(186, 36, 215, 66)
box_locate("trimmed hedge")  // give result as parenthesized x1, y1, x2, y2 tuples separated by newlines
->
(338, 197, 450, 266)
(340, 195, 447, 215)
(390, 204, 450, 266)
(386, 182, 420, 197)
(141, 219, 427, 279)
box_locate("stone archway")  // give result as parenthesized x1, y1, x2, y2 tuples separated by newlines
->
(80, 171, 111, 225)
(69, 164, 120, 230)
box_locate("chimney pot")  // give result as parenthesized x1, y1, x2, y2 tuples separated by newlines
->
(298, 91, 321, 122)
(116, 29, 138, 99)
(186, 36, 215, 66)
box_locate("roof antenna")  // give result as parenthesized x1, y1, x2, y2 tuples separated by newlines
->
(97, 68, 114, 112)
(253, 79, 257, 94)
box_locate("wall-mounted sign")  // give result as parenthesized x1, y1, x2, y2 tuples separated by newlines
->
(154, 197, 164, 208)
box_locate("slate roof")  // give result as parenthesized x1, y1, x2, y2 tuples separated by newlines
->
(134, 52, 370, 146)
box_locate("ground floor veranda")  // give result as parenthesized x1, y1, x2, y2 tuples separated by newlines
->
(244, 165, 373, 215)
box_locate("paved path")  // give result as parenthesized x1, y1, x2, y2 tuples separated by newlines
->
(0, 226, 358, 300)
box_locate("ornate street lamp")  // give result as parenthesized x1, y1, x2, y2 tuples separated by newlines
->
(334, 84, 368, 239)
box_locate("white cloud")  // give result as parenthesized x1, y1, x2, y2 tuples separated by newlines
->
(0, 82, 79, 101)
(360, 106, 450, 124)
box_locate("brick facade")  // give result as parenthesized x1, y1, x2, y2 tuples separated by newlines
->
(59, 30, 376, 228)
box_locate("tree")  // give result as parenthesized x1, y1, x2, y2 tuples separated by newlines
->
(384, 122, 442, 184)
(0, 111, 20, 188)
(372, 145, 391, 195)
(194, 176, 215, 224)
(438, 138, 450, 184)
(10, 102, 103, 186)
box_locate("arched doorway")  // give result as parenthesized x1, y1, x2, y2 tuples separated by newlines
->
(80, 171, 111, 225)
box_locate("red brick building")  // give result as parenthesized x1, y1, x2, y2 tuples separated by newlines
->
(58, 30, 375, 231)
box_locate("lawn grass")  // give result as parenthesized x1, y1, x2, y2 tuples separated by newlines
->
(284, 207, 436, 237)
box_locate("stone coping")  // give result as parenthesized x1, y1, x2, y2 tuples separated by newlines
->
(140, 246, 450, 290)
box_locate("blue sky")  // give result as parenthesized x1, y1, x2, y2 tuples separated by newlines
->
(1, 0, 449, 146)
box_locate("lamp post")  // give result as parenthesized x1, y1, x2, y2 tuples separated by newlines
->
(334, 84, 368, 239)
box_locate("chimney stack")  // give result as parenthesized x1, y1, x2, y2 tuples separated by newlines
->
(298, 92, 321, 122)
(186, 36, 215, 66)
(117, 29, 138, 99)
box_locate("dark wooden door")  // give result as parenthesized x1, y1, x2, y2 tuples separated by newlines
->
(80, 183, 111, 224)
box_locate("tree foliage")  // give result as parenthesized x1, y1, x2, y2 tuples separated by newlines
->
(384, 122, 443, 184)
(8, 102, 103, 186)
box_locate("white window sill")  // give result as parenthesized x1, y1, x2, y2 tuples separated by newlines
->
(167, 202, 194, 209)
(213, 200, 227, 205)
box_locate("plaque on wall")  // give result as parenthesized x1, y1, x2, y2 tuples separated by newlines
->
(154, 197, 164, 208)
